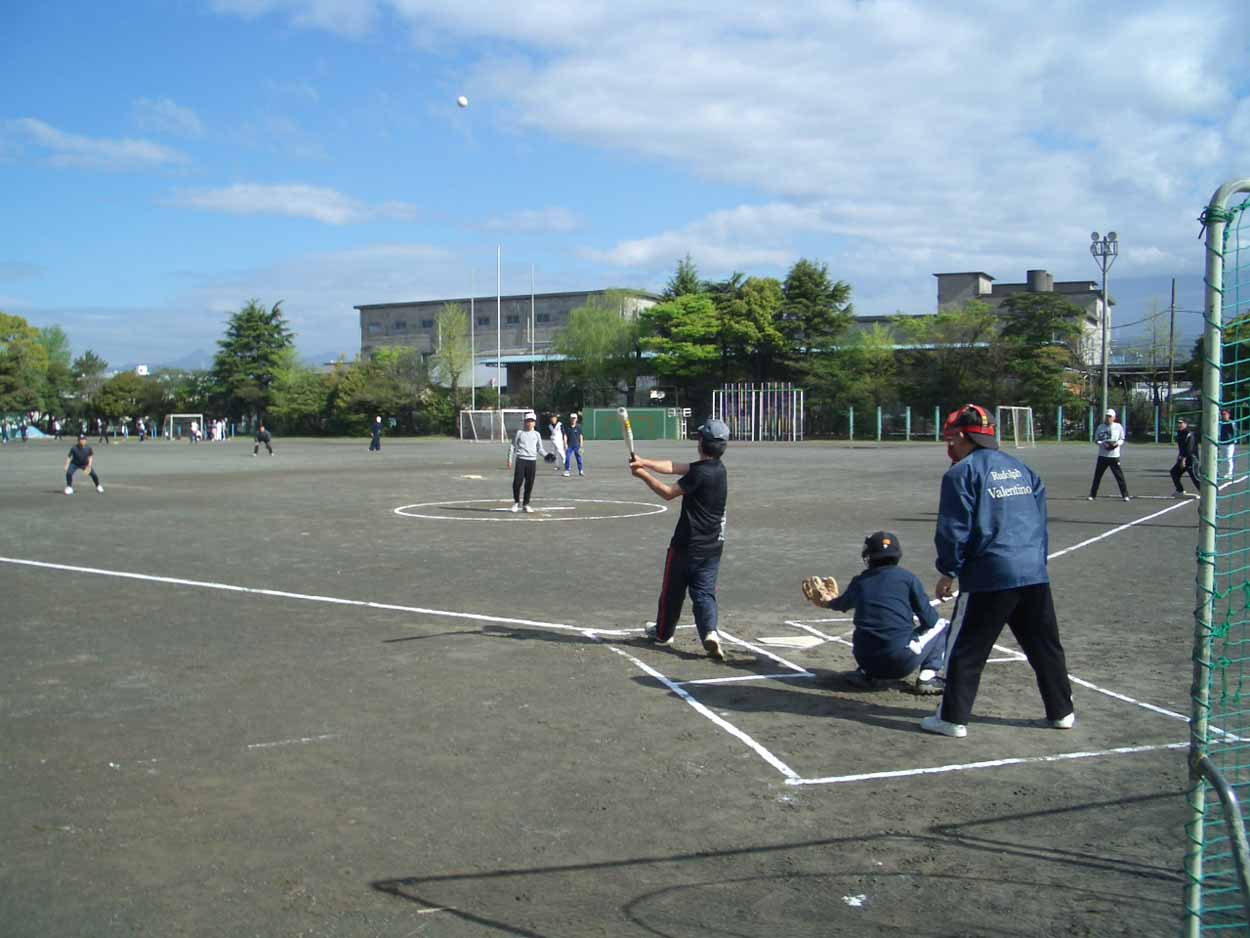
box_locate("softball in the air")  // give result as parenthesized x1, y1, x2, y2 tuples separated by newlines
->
(457, 95, 469, 108)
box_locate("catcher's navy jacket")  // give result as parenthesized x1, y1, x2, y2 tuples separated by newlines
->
(935, 446, 1049, 592)
(828, 565, 940, 661)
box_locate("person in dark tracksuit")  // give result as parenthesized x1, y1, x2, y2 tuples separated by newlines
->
(1171, 417, 1200, 496)
(64, 433, 103, 495)
(924, 404, 1074, 739)
(820, 532, 946, 695)
(253, 424, 273, 456)
(369, 415, 383, 452)
(563, 413, 585, 476)
(631, 419, 729, 661)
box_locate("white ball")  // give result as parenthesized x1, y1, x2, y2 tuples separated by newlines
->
(457, 95, 469, 108)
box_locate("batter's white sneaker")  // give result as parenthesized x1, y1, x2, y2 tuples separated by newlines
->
(523, 504, 534, 513)
(510, 502, 520, 513)
(1048, 712, 1076, 729)
(921, 714, 967, 738)
(644, 623, 675, 647)
(702, 630, 725, 660)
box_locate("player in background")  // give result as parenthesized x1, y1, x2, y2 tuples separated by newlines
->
(64, 433, 104, 495)
(1220, 409, 1237, 481)
(96, 416, 109, 445)
(369, 416, 383, 452)
(189, 419, 200, 444)
(507, 411, 548, 513)
(1088, 408, 1130, 501)
(631, 419, 730, 661)
(806, 532, 946, 694)
(563, 412, 584, 477)
(252, 423, 273, 456)
(548, 413, 566, 472)
(1171, 417, 1200, 496)
(924, 404, 1074, 738)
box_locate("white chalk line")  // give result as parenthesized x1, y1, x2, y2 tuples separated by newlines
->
(603, 644, 800, 780)
(394, 498, 667, 523)
(676, 673, 817, 687)
(788, 742, 1188, 786)
(247, 734, 337, 750)
(718, 628, 810, 674)
(0, 556, 634, 637)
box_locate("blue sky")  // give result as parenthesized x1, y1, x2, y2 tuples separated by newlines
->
(2, 1, 1246, 367)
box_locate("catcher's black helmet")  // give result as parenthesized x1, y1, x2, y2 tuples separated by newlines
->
(862, 531, 902, 563)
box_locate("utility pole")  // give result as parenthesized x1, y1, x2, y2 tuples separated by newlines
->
(1167, 277, 1177, 426)
(1090, 231, 1119, 418)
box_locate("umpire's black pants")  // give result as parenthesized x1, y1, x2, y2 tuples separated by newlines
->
(1171, 457, 1200, 492)
(1090, 456, 1128, 498)
(940, 583, 1073, 726)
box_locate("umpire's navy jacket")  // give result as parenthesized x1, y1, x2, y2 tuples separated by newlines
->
(935, 447, 1049, 593)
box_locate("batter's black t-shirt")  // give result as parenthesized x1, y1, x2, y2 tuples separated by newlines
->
(671, 458, 727, 557)
(68, 444, 93, 467)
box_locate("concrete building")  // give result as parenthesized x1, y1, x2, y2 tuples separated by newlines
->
(354, 289, 658, 387)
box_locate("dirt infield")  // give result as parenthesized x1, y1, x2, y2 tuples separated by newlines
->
(0, 435, 1196, 935)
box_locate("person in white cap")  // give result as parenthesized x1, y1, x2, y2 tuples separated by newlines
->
(507, 411, 549, 512)
(1088, 408, 1130, 501)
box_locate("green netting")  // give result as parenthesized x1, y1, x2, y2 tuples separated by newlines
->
(1186, 185, 1250, 934)
(583, 407, 680, 441)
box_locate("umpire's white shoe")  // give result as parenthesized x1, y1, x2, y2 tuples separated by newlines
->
(921, 714, 967, 738)
(702, 630, 725, 660)
(1047, 712, 1076, 729)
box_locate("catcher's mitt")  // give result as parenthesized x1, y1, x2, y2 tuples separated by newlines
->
(543, 452, 557, 464)
(801, 575, 840, 607)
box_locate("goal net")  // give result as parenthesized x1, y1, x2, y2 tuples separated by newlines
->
(459, 409, 530, 442)
(995, 406, 1035, 448)
(163, 413, 203, 440)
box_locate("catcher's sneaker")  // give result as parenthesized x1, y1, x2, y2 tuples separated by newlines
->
(510, 502, 520, 513)
(644, 623, 675, 647)
(913, 674, 945, 696)
(920, 714, 967, 738)
(64, 486, 74, 495)
(702, 630, 725, 660)
(1047, 712, 1076, 729)
(523, 504, 534, 513)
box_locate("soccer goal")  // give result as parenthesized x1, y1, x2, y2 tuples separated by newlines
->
(459, 408, 530, 442)
(995, 406, 1036, 448)
(163, 413, 203, 441)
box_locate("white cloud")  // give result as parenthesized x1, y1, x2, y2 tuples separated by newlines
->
(8, 118, 188, 171)
(133, 97, 205, 138)
(482, 207, 579, 233)
(170, 183, 419, 225)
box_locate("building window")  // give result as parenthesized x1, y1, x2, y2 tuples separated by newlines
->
(393, 320, 407, 332)
(536, 313, 551, 324)
(367, 321, 382, 335)
(421, 319, 434, 328)
(477, 316, 490, 327)
(505, 314, 520, 325)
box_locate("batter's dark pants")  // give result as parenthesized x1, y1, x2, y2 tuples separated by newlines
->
(654, 545, 721, 642)
(939, 583, 1073, 726)
(369, 433, 381, 451)
(1171, 458, 1200, 492)
(512, 458, 537, 504)
(1090, 456, 1128, 497)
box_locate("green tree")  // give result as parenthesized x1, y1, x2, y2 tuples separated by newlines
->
(37, 325, 71, 367)
(639, 293, 720, 380)
(806, 323, 899, 416)
(270, 354, 331, 434)
(212, 299, 295, 419)
(72, 350, 110, 407)
(430, 303, 472, 407)
(554, 292, 642, 405)
(893, 301, 1003, 410)
(705, 274, 787, 382)
(662, 254, 703, 299)
(0, 312, 50, 412)
(997, 292, 1086, 412)
(96, 371, 147, 419)
(777, 259, 854, 364)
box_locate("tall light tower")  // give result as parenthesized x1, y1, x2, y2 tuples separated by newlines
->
(1090, 230, 1119, 418)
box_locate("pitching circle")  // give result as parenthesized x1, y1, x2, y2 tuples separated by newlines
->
(393, 498, 668, 522)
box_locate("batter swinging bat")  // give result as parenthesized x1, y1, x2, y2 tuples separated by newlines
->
(618, 406, 636, 461)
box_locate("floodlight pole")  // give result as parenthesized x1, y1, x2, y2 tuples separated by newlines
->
(1090, 231, 1119, 418)
(470, 270, 476, 410)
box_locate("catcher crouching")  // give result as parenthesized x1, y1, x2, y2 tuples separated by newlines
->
(802, 532, 947, 694)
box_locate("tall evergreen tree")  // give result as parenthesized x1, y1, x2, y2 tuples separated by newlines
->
(211, 299, 295, 419)
(777, 258, 853, 362)
(662, 254, 703, 299)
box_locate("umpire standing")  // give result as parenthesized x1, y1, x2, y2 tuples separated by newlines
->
(1088, 408, 1130, 501)
(1170, 417, 1200, 496)
(923, 404, 1075, 739)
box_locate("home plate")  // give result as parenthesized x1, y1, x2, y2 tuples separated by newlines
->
(757, 635, 826, 649)
(488, 506, 577, 512)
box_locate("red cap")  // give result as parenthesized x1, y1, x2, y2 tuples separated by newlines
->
(942, 404, 999, 450)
